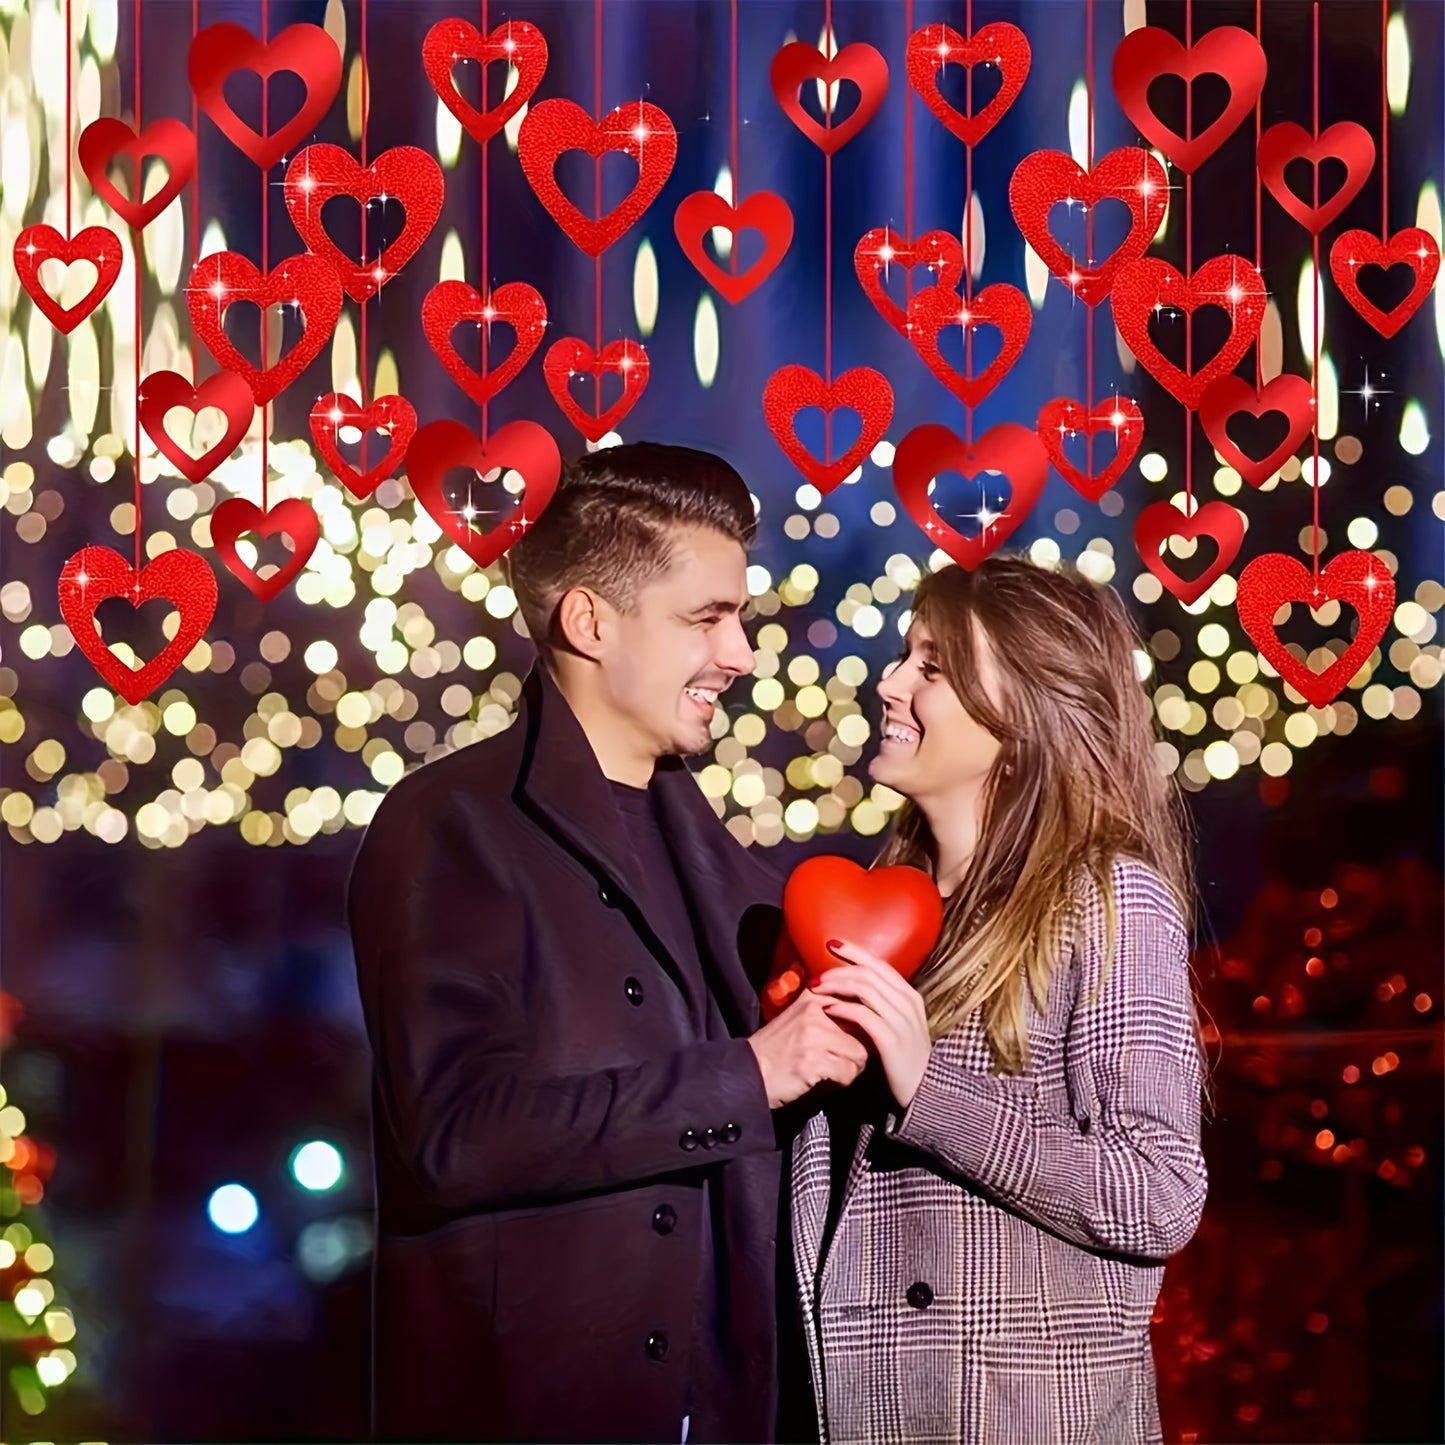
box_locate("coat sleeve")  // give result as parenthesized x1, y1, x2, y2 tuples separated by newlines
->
(890, 871, 1208, 1260)
(348, 786, 777, 1215)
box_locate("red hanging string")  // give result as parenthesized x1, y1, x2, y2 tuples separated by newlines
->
(1311, 1, 1322, 579)
(729, 0, 738, 284)
(1254, 0, 1263, 391)
(593, 0, 602, 425)
(824, 0, 833, 467)
(1183, 0, 1193, 512)
(360, 0, 369, 472)
(479, 0, 489, 444)
(260, 0, 268, 513)
(64, 0, 73, 237)
(1379, 0, 1389, 241)
(903, 0, 913, 306)
(191, 0, 199, 384)
(132, 0, 142, 576)
(963, 0, 973, 446)
(1085, 0, 1095, 480)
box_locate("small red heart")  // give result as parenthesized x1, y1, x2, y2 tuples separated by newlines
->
(1134, 500, 1245, 606)
(421, 17, 548, 146)
(13, 225, 122, 333)
(770, 39, 889, 155)
(543, 337, 650, 443)
(673, 190, 794, 304)
(309, 391, 417, 499)
(421, 280, 548, 408)
(892, 421, 1049, 570)
(854, 227, 965, 337)
(58, 545, 218, 706)
(762, 365, 894, 495)
(209, 497, 320, 603)
(518, 99, 677, 257)
(1236, 550, 1395, 709)
(905, 22, 1031, 149)
(1036, 394, 1145, 502)
(188, 22, 342, 172)
(1257, 121, 1375, 236)
(1198, 374, 1315, 488)
(406, 418, 561, 571)
(78, 117, 197, 230)
(138, 370, 255, 484)
(906, 282, 1032, 409)
(1329, 227, 1441, 339)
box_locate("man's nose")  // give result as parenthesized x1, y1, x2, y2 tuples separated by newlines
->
(714, 614, 755, 676)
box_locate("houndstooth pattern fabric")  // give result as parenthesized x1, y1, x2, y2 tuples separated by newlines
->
(789, 858, 1208, 1445)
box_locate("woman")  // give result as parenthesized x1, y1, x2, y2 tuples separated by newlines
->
(790, 555, 1208, 1445)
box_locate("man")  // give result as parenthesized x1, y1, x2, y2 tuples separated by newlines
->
(348, 442, 866, 1443)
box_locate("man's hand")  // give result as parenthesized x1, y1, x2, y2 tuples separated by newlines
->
(747, 988, 870, 1109)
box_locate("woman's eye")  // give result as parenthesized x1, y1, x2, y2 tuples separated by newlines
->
(920, 662, 940, 679)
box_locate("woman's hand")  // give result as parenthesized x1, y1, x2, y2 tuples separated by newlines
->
(810, 941, 933, 1108)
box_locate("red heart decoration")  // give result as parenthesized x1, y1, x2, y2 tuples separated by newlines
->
(905, 22, 1031, 148)
(906, 282, 1032, 408)
(188, 22, 342, 172)
(1134, 500, 1244, 606)
(309, 392, 417, 499)
(1236, 550, 1395, 709)
(13, 225, 122, 333)
(58, 545, 218, 706)
(421, 17, 548, 146)
(892, 421, 1049, 570)
(1198, 374, 1315, 488)
(78, 117, 197, 230)
(209, 497, 320, 603)
(1112, 254, 1267, 409)
(673, 190, 794, 304)
(854, 227, 965, 337)
(1036, 394, 1145, 502)
(1329, 227, 1441, 338)
(770, 40, 889, 156)
(283, 144, 444, 302)
(543, 337, 650, 443)
(762, 365, 894, 495)
(1257, 121, 1375, 236)
(422, 280, 548, 407)
(1112, 24, 1267, 174)
(138, 370, 255, 484)
(406, 418, 561, 570)
(186, 250, 343, 405)
(1008, 147, 1168, 306)
(517, 99, 677, 257)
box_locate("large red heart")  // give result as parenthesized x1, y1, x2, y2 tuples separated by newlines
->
(1008, 147, 1168, 306)
(1112, 254, 1267, 409)
(421, 17, 548, 146)
(854, 227, 965, 337)
(1329, 227, 1441, 339)
(892, 421, 1049, 570)
(1257, 121, 1375, 236)
(906, 282, 1032, 408)
(78, 117, 197, 230)
(1236, 551, 1395, 709)
(673, 190, 794, 304)
(422, 280, 547, 407)
(1198, 374, 1314, 488)
(58, 545, 217, 706)
(283, 144, 444, 301)
(13, 225, 122, 333)
(406, 418, 561, 570)
(1134, 500, 1244, 606)
(769, 39, 889, 155)
(762, 365, 894, 495)
(905, 22, 1031, 148)
(1036, 394, 1145, 502)
(138, 370, 255, 484)
(188, 22, 342, 172)
(187, 250, 343, 405)
(209, 497, 319, 603)
(1112, 25, 1267, 174)
(543, 337, 650, 443)
(517, 99, 677, 257)
(308, 392, 416, 499)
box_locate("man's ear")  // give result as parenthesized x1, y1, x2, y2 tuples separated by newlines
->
(555, 585, 613, 661)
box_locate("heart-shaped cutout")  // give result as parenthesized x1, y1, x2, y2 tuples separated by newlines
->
(543, 337, 650, 442)
(1134, 499, 1244, 606)
(422, 280, 548, 408)
(1257, 121, 1375, 236)
(1036, 394, 1145, 501)
(1329, 227, 1441, 339)
(906, 282, 1032, 408)
(770, 39, 890, 155)
(673, 190, 794, 304)
(421, 17, 548, 146)
(14, 225, 123, 334)
(762, 365, 894, 494)
(210, 497, 319, 602)
(905, 22, 1031, 148)
(78, 117, 197, 230)
(854, 227, 966, 336)
(1198, 374, 1314, 487)
(309, 391, 417, 498)
(138, 370, 255, 484)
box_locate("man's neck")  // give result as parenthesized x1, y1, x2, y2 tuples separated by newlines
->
(548, 659, 657, 788)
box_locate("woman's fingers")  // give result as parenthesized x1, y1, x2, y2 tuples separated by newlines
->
(826, 938, 891, 971)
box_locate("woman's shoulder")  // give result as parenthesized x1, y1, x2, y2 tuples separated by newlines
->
(1069, 855, 1189, 939)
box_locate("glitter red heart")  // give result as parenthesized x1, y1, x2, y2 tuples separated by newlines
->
(854, 227, 965, 337)
(421, 17, 548, 146)
(770, 39, 889, 155)
(13, 225, 122, 333)
(1257, 121, 1376, 236)
(1198, 374, 1315, 488)
(210, 497, 320, 603)
(421, 280, 548, 408)
(308, 391, 417, 499)
(762, 365, 894, 495)
(78, 117, 197, 230)
(1328, 227, 1441, 339)
(138, 370, 255, 485)
(1036, 394, 1144, 502)
(1133, 500, 1244, 607)
(905, 22, 1030, 148)
(906, 282, 1032, 409)
(543, 337, 650, 443)
(673, 190, 794, 304)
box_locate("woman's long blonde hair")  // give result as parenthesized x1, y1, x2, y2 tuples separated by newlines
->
(876, 555, 1195, 1073)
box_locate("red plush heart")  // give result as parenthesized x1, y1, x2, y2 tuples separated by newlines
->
(187, 250, 343, 405)
(1329, 227, 1441, 339)
(905, 22, 1031, 148)
(1008, 147, 1168, 306)
(1257, 121, 1375, 236)
(188, 22, 342, 172)
(1036, 394, 1144, 502)
(283, 144, 444, 301)
(543, 337, 650, 443)
(854, 227, 965, 337)
(78, 117, 197, 230)
(421, 17, 548, 146)
(673, 190, 794, 304)
(138, 371, 255, 484)
(906, 282, 1032, 408)
(309, 391, 417, 498)
(209, 497, 319, 603)
(762, 365, 894, 495)
(1112, 254, 1266, 409)
(406, 418, 561, 570)
(422, 280, 548, 408)
(13, 225, 122, 333)
(1236, 550, 1395, 709)
(769, 39, 889, 155)
(1134, 500, 1244, 606)
(517, 99, 677, 257)
(1112, 24, 1267, 174)
(892, 421, 1049, 570)
(58, 545, 218, 706)
(1198, 374, 1314, 488)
